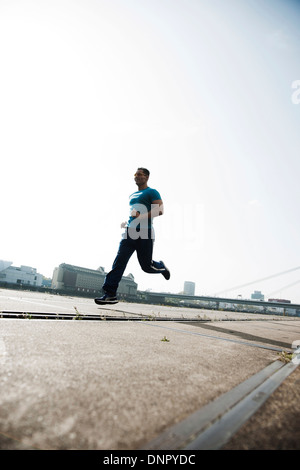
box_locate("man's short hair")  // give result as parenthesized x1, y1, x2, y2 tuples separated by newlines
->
(137, 167, 150, 177)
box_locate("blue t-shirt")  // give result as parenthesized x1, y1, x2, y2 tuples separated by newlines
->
(127, 187, 161, 229)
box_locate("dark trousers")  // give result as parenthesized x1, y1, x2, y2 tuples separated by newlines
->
(103, 229, 165, 295)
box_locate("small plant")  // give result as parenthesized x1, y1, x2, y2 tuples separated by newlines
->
(73, 306, 83, 320)
(147, 314, 156, 321)
(278, 351, 293, 363)
(161, 336, 170, 342)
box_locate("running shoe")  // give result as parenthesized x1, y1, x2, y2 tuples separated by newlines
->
(160, 261, 170, 280)
(94, 294, 118, 305)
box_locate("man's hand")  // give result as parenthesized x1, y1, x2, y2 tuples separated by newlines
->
(130, 201, 163, 222)
(130, 209, 140, 218)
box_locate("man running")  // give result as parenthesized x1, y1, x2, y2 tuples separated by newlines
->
(95, 167, 170, 305)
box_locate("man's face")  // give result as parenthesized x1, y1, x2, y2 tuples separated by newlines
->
(134, 170, 148, 186)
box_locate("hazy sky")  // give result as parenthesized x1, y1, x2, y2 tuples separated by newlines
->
(1, 0, 300, 302)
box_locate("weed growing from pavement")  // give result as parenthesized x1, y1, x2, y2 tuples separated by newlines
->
(73, 306, 83, 320)
(161, 336, 170, 342)
(278, 351, 293, 363)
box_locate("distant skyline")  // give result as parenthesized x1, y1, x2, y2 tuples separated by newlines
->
(1, 257, 300, 304)
(1, 0, 300, 303)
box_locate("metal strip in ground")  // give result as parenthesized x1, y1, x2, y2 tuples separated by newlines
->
(184, 360, 299, 450)
(1, 310, 294, 324)
(0, 311, 213, 321)
(0, 311, 268, 322)
(141, 360, 284, 450)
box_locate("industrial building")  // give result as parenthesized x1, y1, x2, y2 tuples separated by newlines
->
(51, 263, 137, 298)
(251, 290, 264, 301)
(0, 260, 43, 287)
(183, 281, 195, 296)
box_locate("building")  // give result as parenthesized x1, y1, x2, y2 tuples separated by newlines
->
(251, 290, 264, 301)
(51, 263, 137, 297)
(183, 281, 195, 296)
(0, 260, 43, 287)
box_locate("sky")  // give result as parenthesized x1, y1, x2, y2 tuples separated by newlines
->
(1, 0, 300, 302)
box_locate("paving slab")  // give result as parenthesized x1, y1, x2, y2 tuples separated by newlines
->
(0, 289, 299, 450)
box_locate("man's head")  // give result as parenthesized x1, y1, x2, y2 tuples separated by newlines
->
(137, 167, 150, 177)
(134, 168, 150, 189)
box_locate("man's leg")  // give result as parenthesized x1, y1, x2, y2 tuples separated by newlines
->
(102, 235, 136, 295)
(136, 236, 170, 279)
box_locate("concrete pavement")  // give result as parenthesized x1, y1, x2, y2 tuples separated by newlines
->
(0, 288, 299, 450)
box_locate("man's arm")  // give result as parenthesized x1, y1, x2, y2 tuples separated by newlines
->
(131, 199, 164, 220)
(151, 199, 164, 217)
